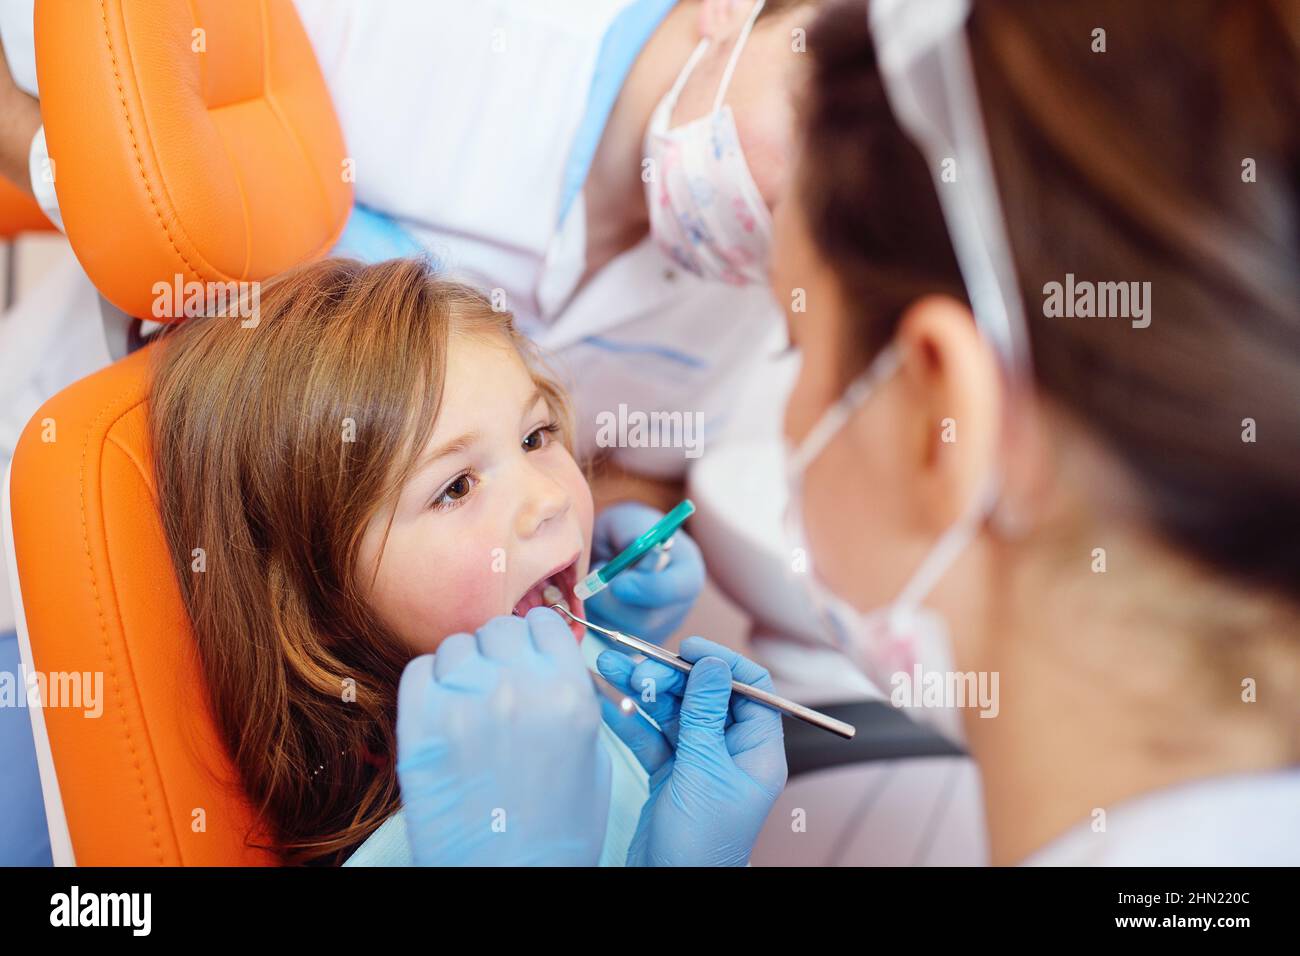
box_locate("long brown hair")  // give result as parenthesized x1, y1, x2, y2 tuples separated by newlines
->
(149, 257, 572, 864)
(799, 0, 1300, 598)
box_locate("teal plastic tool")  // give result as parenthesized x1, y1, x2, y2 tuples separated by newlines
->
(573, 499, 696, 601)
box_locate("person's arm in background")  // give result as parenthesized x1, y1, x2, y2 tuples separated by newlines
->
(589, 454, 685, 515)
(0, 42, 39, 196)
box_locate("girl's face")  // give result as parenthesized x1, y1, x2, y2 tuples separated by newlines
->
(358, 332, 594, 654)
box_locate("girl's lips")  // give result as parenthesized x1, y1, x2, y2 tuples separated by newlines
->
(559, 595, 586, 642)
(511, 555, 586, 641)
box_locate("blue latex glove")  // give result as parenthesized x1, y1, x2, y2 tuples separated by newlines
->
(596, 637, 787, 866)
(584, 502, 705, 645)
(397, 607, 611, 866)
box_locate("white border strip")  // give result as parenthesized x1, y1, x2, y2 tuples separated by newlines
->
(3, 455, 77, 866)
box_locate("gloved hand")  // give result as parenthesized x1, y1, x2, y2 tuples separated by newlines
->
(396, 607, 611, 866)
(596, 637, 787, 866)
(584, 502, 705, 646)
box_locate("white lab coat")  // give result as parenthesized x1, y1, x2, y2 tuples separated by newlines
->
(1022, 767, 1300, 865)
(1, 0, 785, 479)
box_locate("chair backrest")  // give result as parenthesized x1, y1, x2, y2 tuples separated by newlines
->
(4, 0, 351, 864)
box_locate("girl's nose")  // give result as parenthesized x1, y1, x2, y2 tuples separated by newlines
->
(515, 471, 570, 540)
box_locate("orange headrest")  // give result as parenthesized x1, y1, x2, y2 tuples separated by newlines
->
(34, 0, 352, 320)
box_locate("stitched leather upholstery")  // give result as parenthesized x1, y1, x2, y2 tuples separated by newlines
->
(8, 0, 352, 864)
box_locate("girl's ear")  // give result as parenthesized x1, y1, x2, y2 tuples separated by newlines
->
(865, 295, 1003, 536)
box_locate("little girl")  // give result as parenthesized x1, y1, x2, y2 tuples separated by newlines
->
(149, 257, 650, 865)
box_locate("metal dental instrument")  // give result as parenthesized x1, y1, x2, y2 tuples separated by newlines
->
(549, 603, 857, 740)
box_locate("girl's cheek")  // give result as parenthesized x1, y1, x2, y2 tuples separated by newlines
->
(551, 449, 594, 539)
(567, 461, 595, 546)
(388, 531, 506, 654)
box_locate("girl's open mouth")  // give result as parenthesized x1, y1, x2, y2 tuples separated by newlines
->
(511, 554, 585, 641)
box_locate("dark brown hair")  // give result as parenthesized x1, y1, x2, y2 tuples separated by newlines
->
(799, 0, 1300, 596)
(149, 257, 572, 864)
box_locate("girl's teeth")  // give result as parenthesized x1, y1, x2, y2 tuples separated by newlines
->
(542, 584, 563, 606)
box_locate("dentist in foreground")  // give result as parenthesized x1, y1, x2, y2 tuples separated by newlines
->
(772, 0, 1299, 865)
(397, 0, 1300, 866)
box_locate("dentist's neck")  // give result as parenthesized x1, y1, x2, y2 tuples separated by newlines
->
(581, 0, 700, 283)
(966, 531, 1300, 866)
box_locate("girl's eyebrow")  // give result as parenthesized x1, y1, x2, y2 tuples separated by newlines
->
(518, 385, 545, 422)
(415, 432, 479, 473)
(415, 387, 546, 474)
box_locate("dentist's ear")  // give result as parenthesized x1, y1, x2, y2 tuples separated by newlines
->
(859, 295, 1004, 537)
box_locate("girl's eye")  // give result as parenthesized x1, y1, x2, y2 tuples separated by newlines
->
(523, 422, 560, 452)
(431, 472, 476, 512)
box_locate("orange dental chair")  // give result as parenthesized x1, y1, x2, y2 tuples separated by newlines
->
(2, 0, 351, 865)
(0, 177, 50, 238)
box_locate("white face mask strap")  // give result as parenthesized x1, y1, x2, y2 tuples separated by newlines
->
(888, 473, 1000, 628)
(870, 0, 1037, 555)
(869, 0, 1033, 383)
(661, 38, 712, 118)
(712, 0, 766, 113)
(788, 343, 902, 476)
